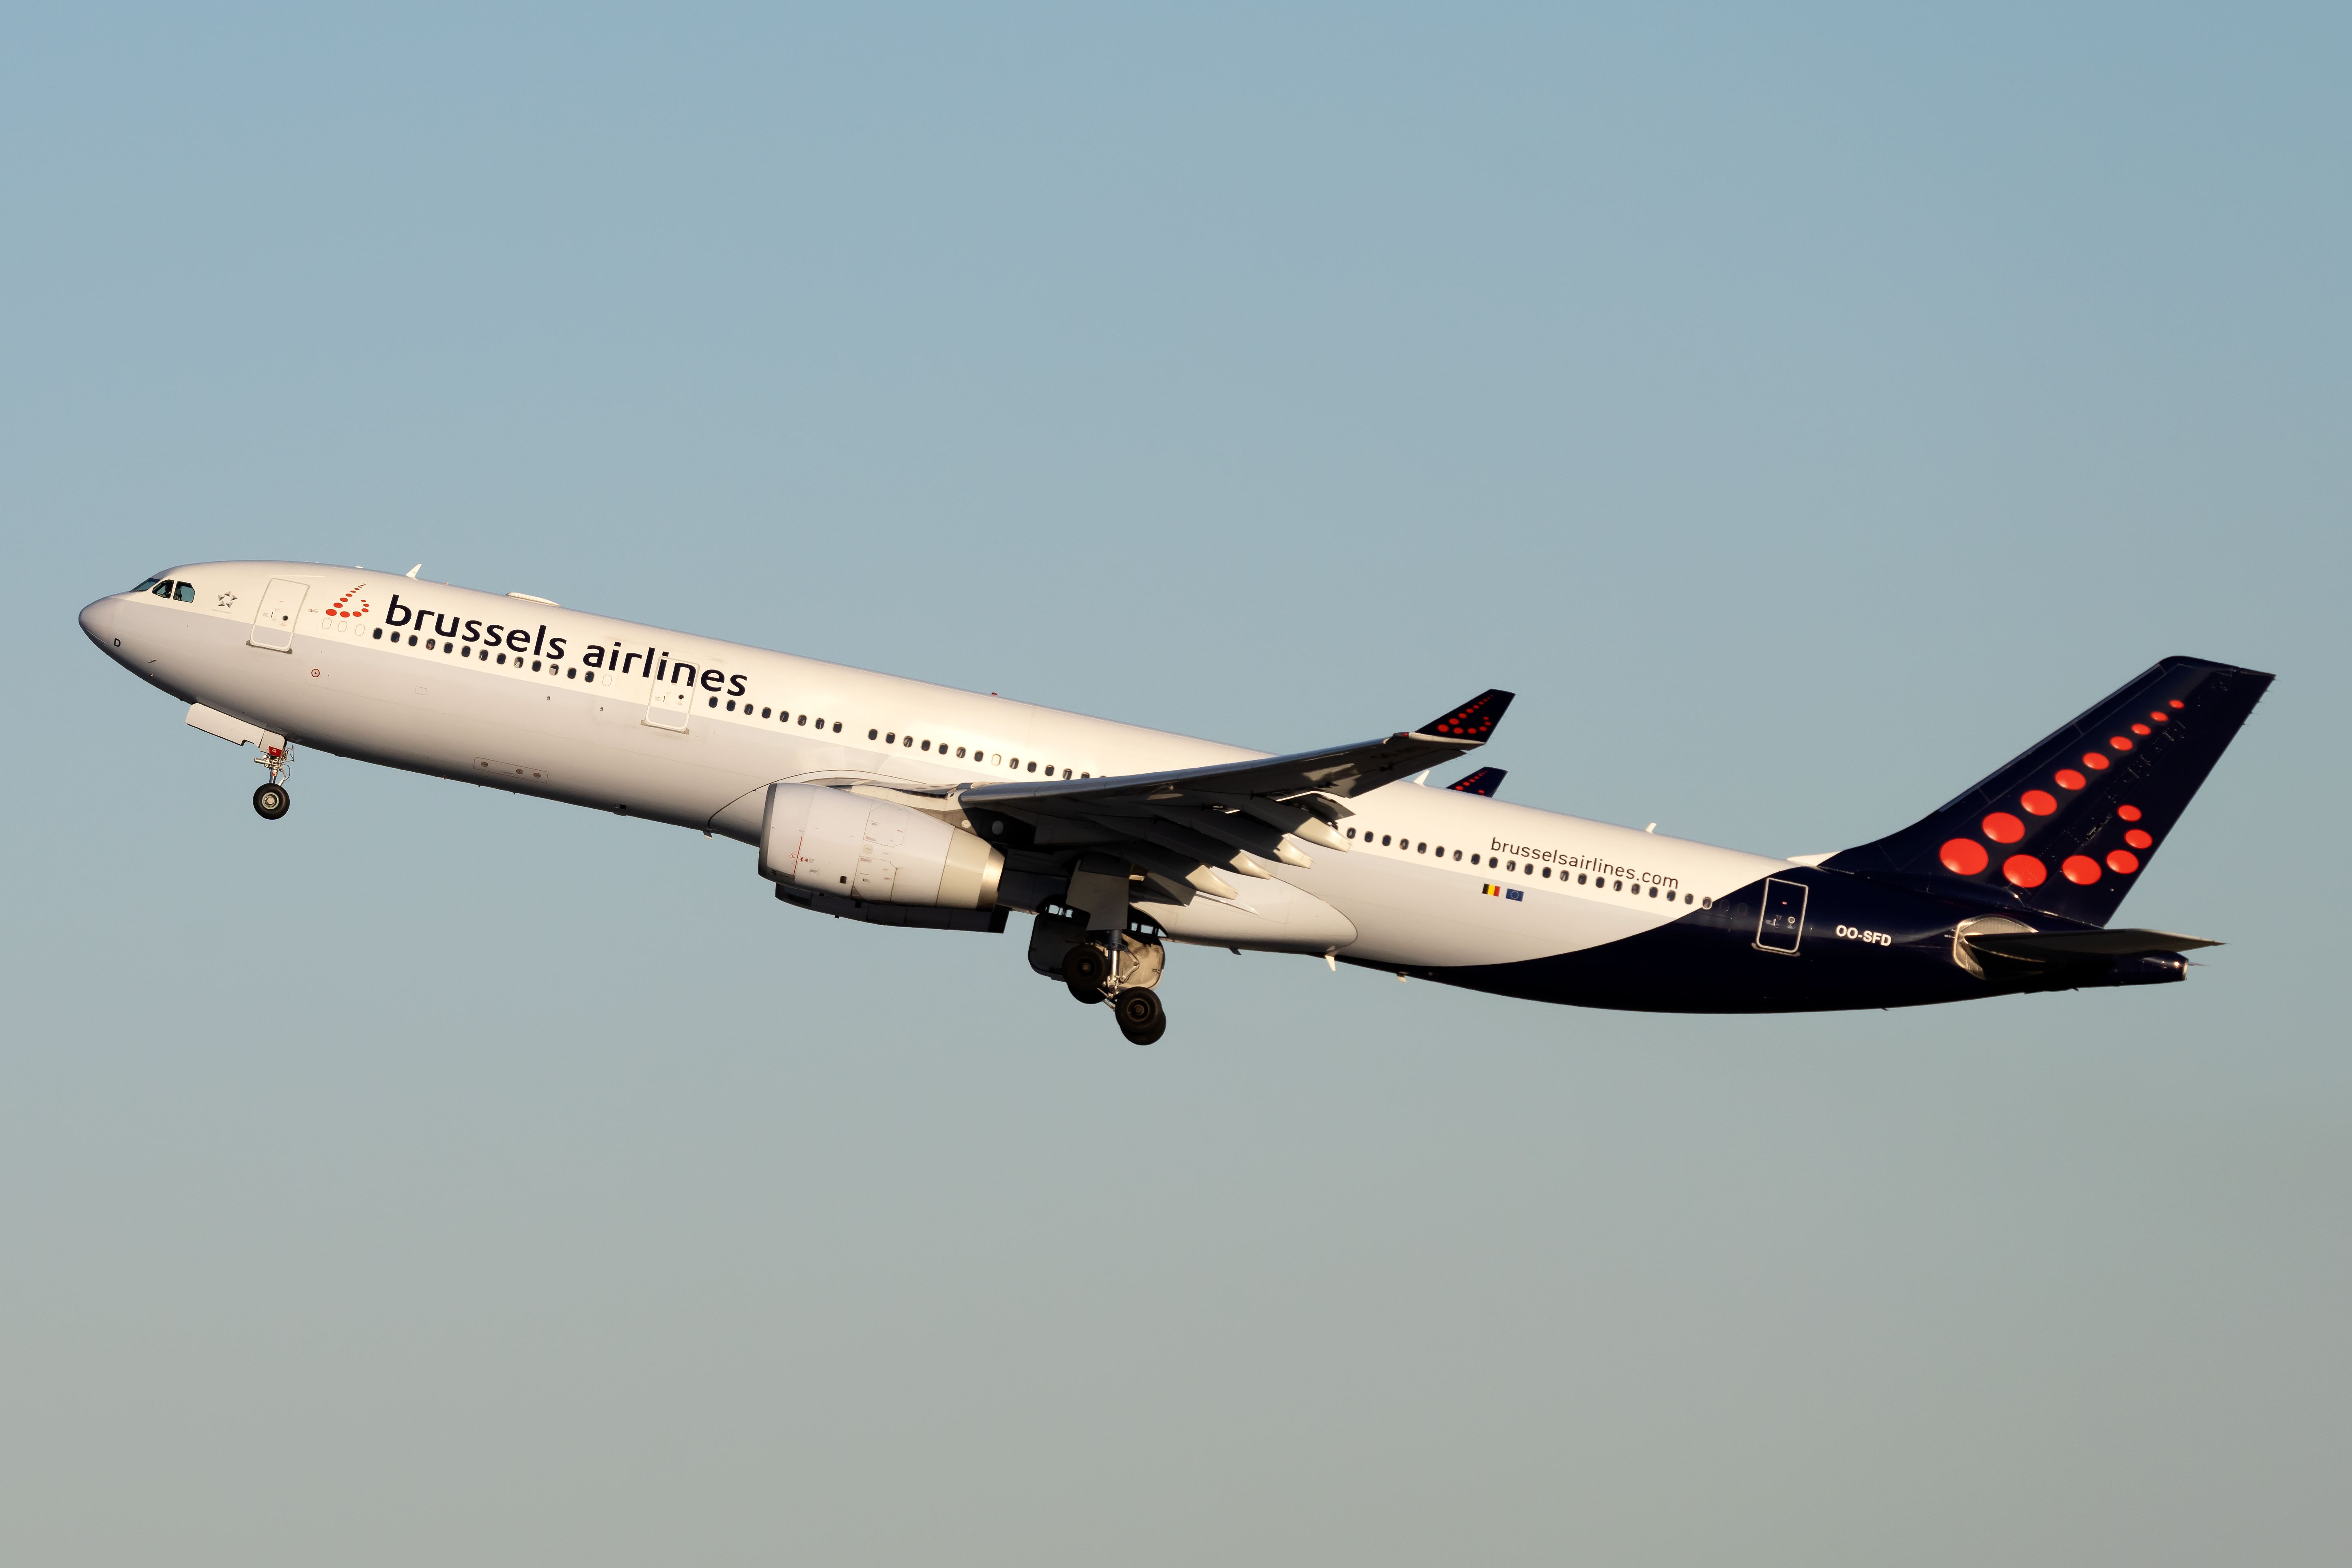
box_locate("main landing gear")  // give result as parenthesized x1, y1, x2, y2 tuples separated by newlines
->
(251, 741, 292, 820)
(1033, 915, 1169, 1045)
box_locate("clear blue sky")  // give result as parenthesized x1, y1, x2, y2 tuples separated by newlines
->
(3, 5, 2346, 1564)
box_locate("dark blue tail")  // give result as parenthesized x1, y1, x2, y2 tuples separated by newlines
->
(1824, 656, 2273, 926)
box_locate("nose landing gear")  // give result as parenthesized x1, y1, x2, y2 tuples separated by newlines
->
(251, 742, 293, 819)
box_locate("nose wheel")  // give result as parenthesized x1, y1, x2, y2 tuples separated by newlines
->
(250, 741, 293, 820)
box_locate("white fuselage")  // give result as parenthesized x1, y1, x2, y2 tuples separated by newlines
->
(83, 562, 1788, 971)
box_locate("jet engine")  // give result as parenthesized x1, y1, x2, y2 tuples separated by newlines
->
(759, 782, 1003, 909)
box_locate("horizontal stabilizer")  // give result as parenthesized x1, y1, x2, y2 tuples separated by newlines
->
(1965, 927, 2220, 962)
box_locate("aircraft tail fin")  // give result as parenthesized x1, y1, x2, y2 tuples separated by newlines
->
(1823, 656, 2273, 926)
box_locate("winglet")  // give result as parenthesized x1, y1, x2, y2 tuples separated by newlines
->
(1418, 689, 1514, 742)
(1445, 766, 1507, 797)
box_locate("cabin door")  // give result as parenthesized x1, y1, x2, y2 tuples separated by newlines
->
(646, 674, 691, 732)
(1754, 878, 1809, 954)
(247, 578, 308, 652)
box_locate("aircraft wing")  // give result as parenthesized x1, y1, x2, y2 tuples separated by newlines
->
(953, 689, 1512, 900)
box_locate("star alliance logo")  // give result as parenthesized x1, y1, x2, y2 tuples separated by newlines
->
(217, 591, 237, 608)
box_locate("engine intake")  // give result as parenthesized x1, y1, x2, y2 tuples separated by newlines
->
(759, 783, 1003, 909)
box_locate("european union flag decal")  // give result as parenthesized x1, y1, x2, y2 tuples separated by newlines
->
(1505, 887, 1524, 901)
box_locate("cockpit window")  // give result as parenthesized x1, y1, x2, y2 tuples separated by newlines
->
(131, 577, 162, 593)
(174, 582, 195, 602)
(151, 580, 175, 597)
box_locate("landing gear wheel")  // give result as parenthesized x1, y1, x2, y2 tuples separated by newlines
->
(253, 782, 291, 820)
(1064, 942, 1111, 1005)
(1114, 988, 1165, 1046)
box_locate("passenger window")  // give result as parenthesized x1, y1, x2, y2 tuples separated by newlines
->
(1577, 874, 1587, 884)
(1542, 866, 1551, 877)
(726, 700, 736, 711)
(905, 736, 913, 747)
(373, 628, 383, 640)
(1452, 849, 1461, 860)
(955, 746, 966, 758)
(1027, 761, 1037, 773)
(797, 715, 807, 725)
(175, 582, 196, 602)
(1346, 828, 1357, 839)
(1381, 835, 1391, 846)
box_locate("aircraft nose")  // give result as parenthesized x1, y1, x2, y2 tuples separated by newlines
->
(79, 596, 117, 649)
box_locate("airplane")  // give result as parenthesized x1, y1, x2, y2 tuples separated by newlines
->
(80, 562, 2272, 1045)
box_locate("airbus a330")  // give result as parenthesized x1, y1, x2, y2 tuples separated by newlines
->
(81, 563, 2271, 1043)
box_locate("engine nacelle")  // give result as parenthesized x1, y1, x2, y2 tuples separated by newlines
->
(759, 783, 1003, 909)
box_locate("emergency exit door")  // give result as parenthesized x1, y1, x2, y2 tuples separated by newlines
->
(645, 679, 691, 732)
(1754, 878, 1809, 954)
(247, 578, 308, 652)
